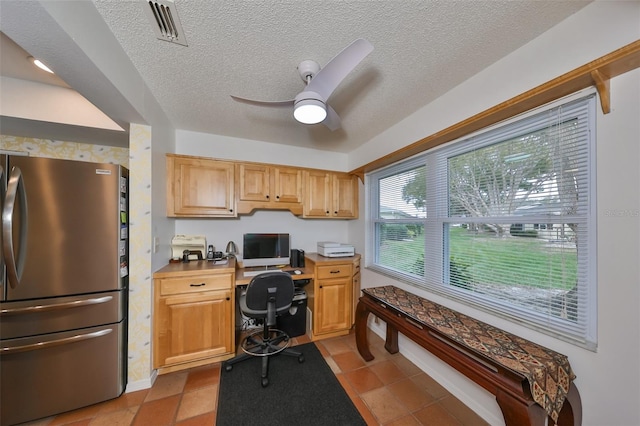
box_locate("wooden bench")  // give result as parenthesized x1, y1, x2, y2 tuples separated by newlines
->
(355, 285, 582, 426)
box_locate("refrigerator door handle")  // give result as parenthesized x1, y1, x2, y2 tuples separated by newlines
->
(0, 328, 112, 355)
(0, 164, 5, 294)
(2, 166, 28, 289)
(0, 295, 114, 316)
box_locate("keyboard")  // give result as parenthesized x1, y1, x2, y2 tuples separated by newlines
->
(243, 269, 301, 277)
(242, 269, 274, 277)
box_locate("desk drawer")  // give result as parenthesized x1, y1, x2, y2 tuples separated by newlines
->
(317, 264, 352, 280)
(159, 274, 233, 296)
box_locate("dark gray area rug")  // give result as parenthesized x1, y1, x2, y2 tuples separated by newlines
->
(217, 342, 366, 426)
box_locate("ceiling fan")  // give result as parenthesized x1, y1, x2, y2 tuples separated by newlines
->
(230, 38, 373, 131)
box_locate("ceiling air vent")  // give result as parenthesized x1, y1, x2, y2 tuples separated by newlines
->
(142, 0, 188, 46)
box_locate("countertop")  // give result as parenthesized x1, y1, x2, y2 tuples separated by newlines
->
(153, 258, 236, 278)
(153, 253, 360, 284)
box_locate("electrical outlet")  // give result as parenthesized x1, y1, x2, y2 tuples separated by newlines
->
(153, 237, 160, 254)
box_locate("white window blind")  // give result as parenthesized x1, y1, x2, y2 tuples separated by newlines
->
(368, 93, 597, 349)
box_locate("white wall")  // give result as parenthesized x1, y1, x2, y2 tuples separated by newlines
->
(349, 2, 640, 425)
(172, 130, 356, 258)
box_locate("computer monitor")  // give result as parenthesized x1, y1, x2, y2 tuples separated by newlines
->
(242, 233, 290, 268)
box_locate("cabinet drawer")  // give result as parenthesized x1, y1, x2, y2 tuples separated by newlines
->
(317, 264, 352, 280)
(159, 274, 233, 296)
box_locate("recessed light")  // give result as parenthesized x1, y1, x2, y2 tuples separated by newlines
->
(28, 56, 54, 74)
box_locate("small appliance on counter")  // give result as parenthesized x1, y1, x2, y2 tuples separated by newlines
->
(225, 240, 238, 258)
(171, 235, 207, 261)
(317, 241, 355, 257)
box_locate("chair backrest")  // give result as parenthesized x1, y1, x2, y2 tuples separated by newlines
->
(244, 272, 295, 315)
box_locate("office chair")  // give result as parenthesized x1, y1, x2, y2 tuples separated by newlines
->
(225, 271, 304, 387)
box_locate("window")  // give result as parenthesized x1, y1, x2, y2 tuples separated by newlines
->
(368, 94, 596, 349)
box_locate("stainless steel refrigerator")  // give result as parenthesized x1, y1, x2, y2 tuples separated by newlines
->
(0, 154, 128, 426)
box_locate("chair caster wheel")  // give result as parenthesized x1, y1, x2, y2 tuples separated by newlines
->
(298, 355, 305, 363)
(225, 364, 233, 372)
(261, 377, 269, 387)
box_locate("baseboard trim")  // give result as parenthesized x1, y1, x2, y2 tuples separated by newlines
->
(125, 369, 158, 393)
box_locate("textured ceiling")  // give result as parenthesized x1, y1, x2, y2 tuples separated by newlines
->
(2, 1, 591, 153)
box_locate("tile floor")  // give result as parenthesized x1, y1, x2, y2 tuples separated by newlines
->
(21, 330, 489, 426)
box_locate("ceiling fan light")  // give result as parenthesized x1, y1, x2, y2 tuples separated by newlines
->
(294, 99, 327, 124)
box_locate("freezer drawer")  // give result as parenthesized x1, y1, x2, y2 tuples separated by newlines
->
(0, 321, 126, 426)
(0, 289, 126, 339)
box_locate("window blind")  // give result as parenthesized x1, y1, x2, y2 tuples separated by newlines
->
(369, 93, 597, 349)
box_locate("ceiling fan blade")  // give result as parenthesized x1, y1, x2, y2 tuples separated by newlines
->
(322, 105, 341, 131)
(230, 95, 294, 107)
(306, 38, 373, 101)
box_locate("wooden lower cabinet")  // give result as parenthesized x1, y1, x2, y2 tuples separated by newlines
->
(153, 265, 236, 374)
(306, 253, 361, 340)
(352, 258, 361, 326)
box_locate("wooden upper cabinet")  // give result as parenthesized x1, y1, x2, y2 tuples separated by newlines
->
(302, 170, 331, 217)
(303, 170, 358, 219)
(167, 154, 236, 217)
(236, 163, 303, 214)
(166, 154, 358, 219)
(238, 163, 270, 202)
(333, 172, 359, 218)
(274, 166, 303, 203)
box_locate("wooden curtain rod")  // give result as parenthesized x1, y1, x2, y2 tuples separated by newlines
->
(350, 39, 640, 181)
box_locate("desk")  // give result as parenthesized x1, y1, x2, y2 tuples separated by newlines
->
(153, 254, 360, 373)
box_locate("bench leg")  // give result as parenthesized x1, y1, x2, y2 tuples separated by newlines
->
(355, 300, 374, 361)
(557, 382, 582, 426)
(385, 323, 399, 354)
(496, 388, 547, 426)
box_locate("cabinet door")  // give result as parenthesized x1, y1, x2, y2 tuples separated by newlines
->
(273, 166, 302, 203)
(315, 278, 351, 335)
(303, 170, 331, 217)
(154, 289, 233, 368)
(238, 163, 270, 202)
(168, 156, 236, 217)
(333, 173, 359, 218)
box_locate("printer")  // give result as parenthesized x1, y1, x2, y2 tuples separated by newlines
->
(317, 241, 355, 258)
(171, 235, 207, 260)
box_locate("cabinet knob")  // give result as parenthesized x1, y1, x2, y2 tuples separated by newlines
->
(276, 195, 280, 200)
(266, 195, 269, 199)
